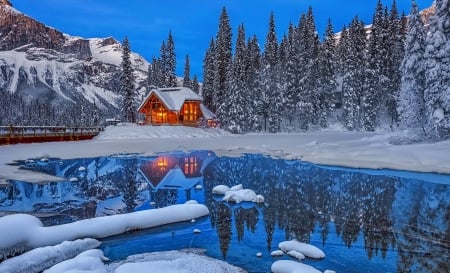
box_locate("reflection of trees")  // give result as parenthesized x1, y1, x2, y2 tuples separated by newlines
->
(150, 189, 179, 208)
(234, 207, 259, 242)
(119, 159, 138, 212)
(203, 155, 405, 262)
(396, 182, 449, 273)
(216, 203, 233, 258)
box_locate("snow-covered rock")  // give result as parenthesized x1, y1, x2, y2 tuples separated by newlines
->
(0, 239, 100, 273)
(256, 252, 262, 257)
(278, 240, 325, 259)
(43, 249, 108, 273)
(229, 184, 243, 191)
(287, 250, 305, 260)
(223, 189, 257, 203)
(271, 250, 285, 257)
(195, 184, 203, 190)
(254, 194, 265, 203)
(212, 185, 230, 194)
(271, 260, 321, 273)
(0, 204, 209, 257)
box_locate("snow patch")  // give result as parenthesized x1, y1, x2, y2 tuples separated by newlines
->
(43, 249, 108, 273)
(0, 239, 100, 273)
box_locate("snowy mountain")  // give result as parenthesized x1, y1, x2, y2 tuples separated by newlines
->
(0, 1, 149, 110)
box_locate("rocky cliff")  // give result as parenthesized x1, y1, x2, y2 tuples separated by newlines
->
(0, 2, 148, 111)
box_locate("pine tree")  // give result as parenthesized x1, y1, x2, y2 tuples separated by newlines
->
(166, 31, 177, 87)
(385, 0, 405, 127)
(423, 0, 450, 140)
(202, 39, 216, 110)
(246, 35, 262, 131)
(341, 17, 366, 130)
(317, 18, 338, 128)
(183, 54, 191, 88)
(120, 36, 136, 123)
(222, 24, 249, 133)
(260, 12, 281, 133)
(213, 7, 233, 115)
(398, 0, 426, 131)
(191, 75, 200, 93)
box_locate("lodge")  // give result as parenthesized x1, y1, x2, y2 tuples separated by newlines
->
(137, 87, 217, 127)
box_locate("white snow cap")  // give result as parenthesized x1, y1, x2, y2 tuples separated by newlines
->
(278, 240, 325, 259)
(271, 260, 321, 273)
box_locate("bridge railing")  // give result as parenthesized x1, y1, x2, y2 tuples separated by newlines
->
(0, 126, 104, 137)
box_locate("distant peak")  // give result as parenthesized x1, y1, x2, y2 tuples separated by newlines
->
(0, 0, 12, 7)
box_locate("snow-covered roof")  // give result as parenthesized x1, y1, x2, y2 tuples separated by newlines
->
(200, 103, 217, 120)
(138, 87, 203, 112)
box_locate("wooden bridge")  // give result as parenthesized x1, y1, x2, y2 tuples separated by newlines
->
(0, 126, 104, 145)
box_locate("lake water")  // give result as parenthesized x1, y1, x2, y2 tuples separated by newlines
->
(0, 151, 449, 273)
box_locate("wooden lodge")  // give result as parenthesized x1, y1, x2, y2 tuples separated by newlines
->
(137, 87, 217, 127)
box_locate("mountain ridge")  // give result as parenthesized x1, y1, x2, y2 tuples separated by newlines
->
(0, 2, 149, 112)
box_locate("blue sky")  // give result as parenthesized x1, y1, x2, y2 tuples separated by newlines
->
(13, 0, 434, 80)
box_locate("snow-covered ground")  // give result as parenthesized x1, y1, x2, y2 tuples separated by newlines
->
(1, 124, 450, 184)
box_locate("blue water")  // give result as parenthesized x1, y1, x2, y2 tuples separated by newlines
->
(1, 151, 449, 273)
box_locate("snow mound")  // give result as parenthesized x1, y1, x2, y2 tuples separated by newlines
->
(271, 260, 321, 273)
(0, 204, 209, 257)
(213, 184, 265, 204)
(44, 249, 108, 273)
(223, 189, 257, 203)
(278, 240, 325, 259)
(109, 250, 247, 273)
(0, 239, 100, 273)
(95, 124, 230, 140)
(271, 250, 285, 257)
(212, 185, 230, 194)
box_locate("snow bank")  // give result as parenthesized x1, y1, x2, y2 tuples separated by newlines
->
(271, 260, 321, 273)
(109, 250, 246, 273)
(0, 204, 209, 257)
(44, 249, 108, 273)
(95, 124, 230, 140)
(0, 239, 100, 273)
(278, 240, 325, 259)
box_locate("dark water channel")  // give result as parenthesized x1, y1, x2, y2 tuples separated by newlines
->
(0, 151, 449, 273)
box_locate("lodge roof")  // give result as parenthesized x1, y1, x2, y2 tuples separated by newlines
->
(138, 87, 203, 112)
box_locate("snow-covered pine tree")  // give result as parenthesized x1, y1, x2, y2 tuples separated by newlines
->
(159, 40, 168, 87)
(166, 31, 177, 87)
(342, 17, 366, 130)
(120, 36, 136, 123)
(222, 24, 249, 133)
(191, 75, 200, 94)
(213, 7, 233, 115)
(363, 0, 387, 131)
(385, 0, 406, 127)
(317, 18, 338, 128)
(284, 22, 299, 128)
(246, 35, 262, 131)
(260, 12, 282, 133)
(202, 38, 216, 110)
(183, 54, 191, 88)
(423, 0, 450, 140)
(398, 0, 426, 131)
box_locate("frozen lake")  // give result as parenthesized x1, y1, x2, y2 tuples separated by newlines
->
(0, 150, 449, 273)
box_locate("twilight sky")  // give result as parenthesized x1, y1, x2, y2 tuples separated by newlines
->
(12, 0, 434, 80)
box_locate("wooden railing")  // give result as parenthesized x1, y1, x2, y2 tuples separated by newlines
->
(0, 126, 104, 145)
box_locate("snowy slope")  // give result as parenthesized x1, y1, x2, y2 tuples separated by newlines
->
(0, 3, 149, 110)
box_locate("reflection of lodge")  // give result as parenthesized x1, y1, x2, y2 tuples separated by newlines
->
(138, 152, 216, 190)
